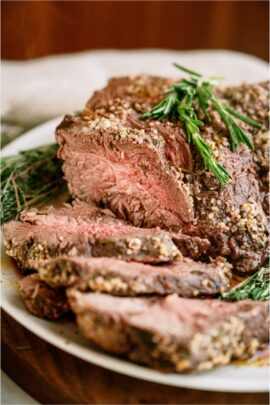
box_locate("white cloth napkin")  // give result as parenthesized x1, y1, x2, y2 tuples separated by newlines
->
(2, 49, 268, 126)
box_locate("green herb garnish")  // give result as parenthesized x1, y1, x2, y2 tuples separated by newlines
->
(221, 266, 270, 301)
(1, 144, 66, 223)
(143, 63, 261, 185)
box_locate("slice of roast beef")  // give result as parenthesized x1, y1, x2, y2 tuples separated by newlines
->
(20, 199, 122, 227)
(20, 201, 210, 261)
(38, 256, 232, 297)
(19, 273, 69, 319)
(67, 291, 269, 373)
(56, 76, 268, 273)
(3, 218, 181, 271)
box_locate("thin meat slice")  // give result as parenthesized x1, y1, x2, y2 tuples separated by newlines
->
(67, 291, 269, 373)
(20, 200, 121, 227)
(21, 202, 210, 260)
(38, 256, 232, 297)
(3, 219, 181, 271)
(19, 273, 69, 319)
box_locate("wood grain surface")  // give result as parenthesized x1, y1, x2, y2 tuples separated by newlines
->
(2, 1, 269, 61)
(1, 310, 268, 405)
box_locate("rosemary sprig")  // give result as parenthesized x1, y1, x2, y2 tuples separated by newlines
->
(1, 144, 66, 223)
(221, 266, 270, 301)
(177, 93, 229, 185)
(224, 106, 261, 127)
(143, 90, 179, 121)
(173, 63, 260, 151)
(143, 63, 261, 184)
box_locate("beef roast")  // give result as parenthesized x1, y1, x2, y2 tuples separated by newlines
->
(68, 291, 269, 373)
(56, 76, 268, 273)
(19, 273, 69, 319)
(38, 256, 232, 297)
(3, 206, 181, 271)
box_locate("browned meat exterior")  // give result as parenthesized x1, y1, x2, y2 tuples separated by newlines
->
(68, 292, 269, 373)
(189, 83, 269, 273)
(56, 76, 268, 273)
(222, 82, 269, 183)
(19, 273, 69, 319)
(191, 145, 267, 273)
(221, 82, 270, 216)
(3, 205, 181, 271)
(171, 233, 210, 260)
(39, 256, 232, 297)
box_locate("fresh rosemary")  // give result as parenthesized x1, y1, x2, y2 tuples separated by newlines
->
(221, 266, 270, 301)
(1, 144, 66, 223)
(143, 63, 261, 185)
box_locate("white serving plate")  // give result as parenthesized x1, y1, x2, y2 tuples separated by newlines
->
(1, 117, 269, 393)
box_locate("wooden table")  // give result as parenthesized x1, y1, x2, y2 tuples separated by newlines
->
(2, 311, 268, 405)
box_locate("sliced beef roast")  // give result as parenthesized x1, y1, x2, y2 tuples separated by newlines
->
(56, 76, 268, 273)
(19, 273, 69, 319)
(67, 291, 269, 373)
(3, 213, 181, 271)
(21, 201, 210, 261)
(38, 256, 232, 297)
